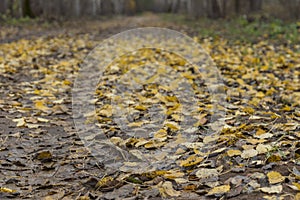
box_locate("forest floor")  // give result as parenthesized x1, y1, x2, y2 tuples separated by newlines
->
(0, 13, 300, 199)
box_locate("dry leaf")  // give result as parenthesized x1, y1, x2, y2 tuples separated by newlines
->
(241, 149, 258, 159)
(267, 171, 285, 184)
(256, 143, 272, 154)
(227, 149, 242, 157)
(34, 100, 50, 112)
(196, 167, 221, 179)
(180, 154, 204, 167)
(158, 181, 180, 197)
(260, 185, 283, 194)
(203, 134, 219, 144)
(13, 117, 26, 127)
(164, 121, 180, 130)
(0, 187, 17, 193)
(207, 185, 230, 196)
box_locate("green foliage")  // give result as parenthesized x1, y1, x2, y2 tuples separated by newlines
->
(162, 14, 300, 44)
(0, 14, 55, 33)
(0, 15, 35, 25)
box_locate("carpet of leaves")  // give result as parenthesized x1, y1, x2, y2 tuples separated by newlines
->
(0, 15, 300, 199)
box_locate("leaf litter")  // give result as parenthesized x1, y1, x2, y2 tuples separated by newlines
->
(0, 15, 299, 199)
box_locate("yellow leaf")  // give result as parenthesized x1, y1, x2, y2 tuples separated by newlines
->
(0, 187, 16, 193)
(143, 170, 168, 179)
(180, 154, 204, 167)
(266, 154, 281, 163)
(255, 129, 273, 139)
(166, 96, 179, 103)
(134, 105, 147, 111)
(260, 185, 282, 194)
(36, 151, 52, 160)
(27, 123, 40, 128)
(37, 117, 49, 122)
(98, 104, 112, 117)
(207, 185, 230, 196)
(134, 139, 149, 147)
(236, 78, 245, 86)
(242, 107, 255, 114)
(109, 137, 124, 145)
(63, 80, 71, 85)
(13, 118, 26, 127)
(194, 113, 208, 127)
(34, 100, 49, 112)
(267, 171, 285, 184)
(256, 128, 266, 136)
(128, 121, 144, 127)
(246, 138, 266, 144)
(227, 149, 242, 157)
(293, 182, 300, 190)
(164, 171, 185, 179)
(171, 114, 182, 121)
(281, 105, 291, 111)
(159, 181, 180, 197)
(154, 129, 168, 139)
(164, 121, 180, 130)
(144, 141, 166, 149)
(255, 91, 265, 98)
(96, 176, 114, 188)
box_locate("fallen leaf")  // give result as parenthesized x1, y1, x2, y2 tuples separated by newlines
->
(196, 167, 221, 179)
(295, 193, 300, 200)
(180, 154, 204, 167)
(37, 117, 49, 122)
(256, 143, 272, 154)
(241, 149, 258, 159)
(34, 100, 50, 112)
(13, 117, 26, 127)
(203, 134, 219, 144)
(158, 181, 180, 197)
(36, 150, 52, 160)
(260, 185, 282, 194)
(164, 121, 180, 130)
(0, 187, 17, 193)
(267, 171, 285, 184)
(207, 185, 230, 196)
(227, 149, 242, 157)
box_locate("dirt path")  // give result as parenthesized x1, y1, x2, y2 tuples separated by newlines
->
(0, 14, 186, 200)
(0, 14, 299, 200)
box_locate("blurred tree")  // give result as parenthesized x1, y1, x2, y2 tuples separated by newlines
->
(22, 0, 33, 17)
(125, 0, 136, 15)
(0, 0, 298, 20)
(250, 0, 262, 12)
(187, 0, 207, 18)
(278, 0, 300, 19)
(74, 0, 80, 17)
(188, 0, 226, 19)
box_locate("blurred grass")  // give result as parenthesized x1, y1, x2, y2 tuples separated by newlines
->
(161, 13, 300, 45)
(1, 12, 299, 45)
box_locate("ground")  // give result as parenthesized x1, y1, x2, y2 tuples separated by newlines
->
(0, 13, 300, 199)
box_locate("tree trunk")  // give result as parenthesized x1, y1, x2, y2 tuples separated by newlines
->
(235, 0, 240, 14)
(188, 0, 208, 18)
(250, 0, 262, 12)
(74, 0, 81, 17)
(22, 0, 33, 17)
(207, 0, 223, 18)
